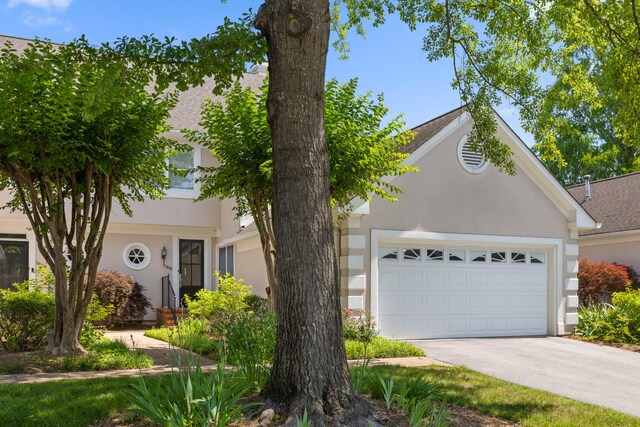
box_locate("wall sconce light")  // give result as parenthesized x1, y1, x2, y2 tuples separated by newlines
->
(161, 246, 167, 261)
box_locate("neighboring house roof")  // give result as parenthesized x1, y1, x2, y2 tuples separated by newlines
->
(0, 34, 62, 52)
(566, 172, 640, 236)
(168, 73, 264, 131)
(0, 35, 266, 133)
(401, 105, 467, 154)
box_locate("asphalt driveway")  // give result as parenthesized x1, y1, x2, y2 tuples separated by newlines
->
(409, 337, 640, 418)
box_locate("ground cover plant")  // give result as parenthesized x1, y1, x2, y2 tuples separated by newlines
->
(1, 364, 639, 427)
(575, 287, 640, 345)
(146, 304, 424, 361)
(0, 325, 153, 374)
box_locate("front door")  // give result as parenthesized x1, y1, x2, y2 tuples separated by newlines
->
(179, 239, 204, 305)
(0, 241, 29, 289)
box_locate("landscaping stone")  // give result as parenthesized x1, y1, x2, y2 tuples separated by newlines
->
(258, 408, 275, 426)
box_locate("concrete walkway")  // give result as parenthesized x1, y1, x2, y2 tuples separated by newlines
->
(0, 330, 445, 385)
(410, 337, 640, 418)
(0, 330, 216, 385)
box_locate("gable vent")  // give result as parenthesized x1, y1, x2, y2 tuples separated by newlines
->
(457, 135, 488, 174)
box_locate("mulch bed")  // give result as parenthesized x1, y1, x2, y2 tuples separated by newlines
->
(0, 350, 64, 374)
(93, 396, 519, 426)
(563, 335, 640, 352)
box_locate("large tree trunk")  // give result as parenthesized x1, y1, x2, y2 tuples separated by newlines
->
(255, 1, 373, 424)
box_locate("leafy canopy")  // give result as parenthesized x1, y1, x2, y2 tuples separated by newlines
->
(0, 37, 180, 215)
(188, 77, 416, 214)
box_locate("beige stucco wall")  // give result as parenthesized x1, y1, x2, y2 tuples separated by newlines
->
(580, 238, 640, 273)
(365, 123, 568, 235)
(109, 145, 221, 228)
(99, 233, 173, 319)
(234, 244, 269, 297)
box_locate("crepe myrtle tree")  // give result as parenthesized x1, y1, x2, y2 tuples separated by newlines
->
(0, 38, 184, 355)
(188, 77, 415, 312)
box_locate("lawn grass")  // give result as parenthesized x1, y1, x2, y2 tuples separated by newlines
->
(0, 376, 141, 427)
(144, 325, 220, 356)
(366, 365, 640, 427)
(1, 364, 638, 427)
(146, 325, 425, 359)
(345, 336, 426, 359)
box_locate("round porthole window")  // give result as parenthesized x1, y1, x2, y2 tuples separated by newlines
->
(457, 134, 488, 174)
(123, 242, 151, 270)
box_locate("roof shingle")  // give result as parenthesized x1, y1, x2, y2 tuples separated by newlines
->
(401, 105, 467, 154)
(566, 172, 640, 236)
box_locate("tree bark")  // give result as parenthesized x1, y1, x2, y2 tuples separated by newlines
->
(255, 0, 373, 424)
(252, 205, 278, 311)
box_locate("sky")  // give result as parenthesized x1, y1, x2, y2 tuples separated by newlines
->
(0, 0, 531, 143)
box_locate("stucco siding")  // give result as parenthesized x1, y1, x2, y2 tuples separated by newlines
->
(233, 245, 269, 297)
(580, 240, 640, 273)
(363, 124, 568, 239)
(99, 233, 172, 319)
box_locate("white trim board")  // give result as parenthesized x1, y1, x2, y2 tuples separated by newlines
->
(369, 229, 564, 337)
(579, 229, 640, 247)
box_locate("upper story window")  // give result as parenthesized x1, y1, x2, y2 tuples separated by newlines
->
(166, 144, 201, 199)
(169, 151, 195, 190)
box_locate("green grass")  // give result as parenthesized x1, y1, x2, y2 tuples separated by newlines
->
(364, 365, 640, 427)
(0, 376, 141, 427)
(345, 337, 425, 359)
(0, 339, 153, 374)
(1, 365, 637, 427)
(144, 325, 220, 356)
(147, 325, 425, 360)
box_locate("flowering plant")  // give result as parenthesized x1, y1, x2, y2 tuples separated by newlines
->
(341, 308, 379, 343)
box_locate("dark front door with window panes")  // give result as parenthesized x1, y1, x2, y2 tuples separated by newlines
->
(179, 239, 204, 305)
(0, 241, 29, 289)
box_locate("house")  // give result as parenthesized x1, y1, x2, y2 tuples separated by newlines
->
(229, 106, 598, 339)
(0, 35, 598, 338)
(566, 173, 640, 273)
(0, 35, 269, 318)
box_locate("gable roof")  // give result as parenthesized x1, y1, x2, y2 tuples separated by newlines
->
(397, 106, 597, 230)
(402, 105, 467, 154)
(0, 35, 266, 132)
(0, 34, 62, 53)
(566, 172, 640, 236)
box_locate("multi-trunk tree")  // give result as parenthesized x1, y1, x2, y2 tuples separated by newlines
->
(188, 78, 415, 311)
(0, 38, 181, 355)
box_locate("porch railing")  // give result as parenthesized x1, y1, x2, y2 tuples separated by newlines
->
(161, 274, 178, 320)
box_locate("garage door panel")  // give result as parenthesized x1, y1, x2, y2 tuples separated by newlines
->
(447, 271, 467, 287)
(489, 272, 510, 286)
(378, 291, 425, 314)
(378, 244, 549, 339)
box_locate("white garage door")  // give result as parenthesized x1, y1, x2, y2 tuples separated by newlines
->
(377, 245, 548, 339)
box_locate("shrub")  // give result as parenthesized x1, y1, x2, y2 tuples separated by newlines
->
(91, 271, 153, 325)
(612, 288, 640, 341)
(0, 282, 55, 352)
(578, 258, 632, 305)
(342, 308, 379, 343)
(185, 273, 251, 333)
(145, 318, 220, 356)
(576, 288, 640, 344)
(243, 293, 269, 315)
(224, 311, 276, 392)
